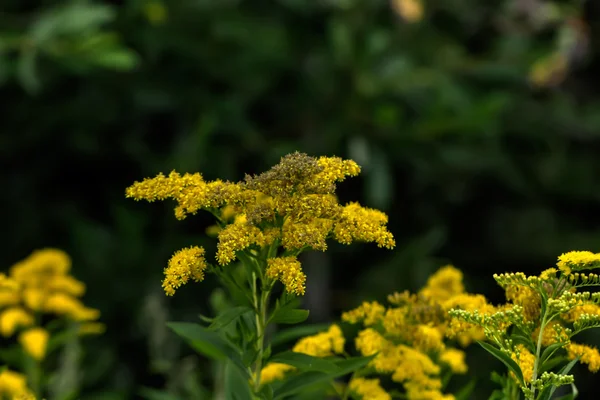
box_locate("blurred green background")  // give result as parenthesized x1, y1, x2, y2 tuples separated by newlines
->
(2, 0, 600, 398)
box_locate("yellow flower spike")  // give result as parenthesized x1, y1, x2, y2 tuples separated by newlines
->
(0, 369, 34, 398)
(333, 202, 395, 248)
(349, 377, 391, 400)
(439, 348, 468, 374)
(258, 362, 293, 385)
(419, 265, 465, 302)
(342, 301, 386, 326)
(413, 324, 444, 352)
(566, 342, 600, 373)
(265, 256, 306, 296)
(557, 251, 600, 275)
(0, 307, 34, 337)
(19, 327, 49, 361)
(510, 344, 535, 384)
(216, 220, 265, 266)
(163, 246, 208, 296)
(43, 293, 100, 321)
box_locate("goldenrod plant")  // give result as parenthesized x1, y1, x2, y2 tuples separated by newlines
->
(259, 265, 476, 400)
(126, 152, 395, 399)
(450, 251, 600, 400)
(0, 249, 104, 400)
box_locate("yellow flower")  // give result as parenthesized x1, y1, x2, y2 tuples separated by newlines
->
(511, 344, 535, 383)
(19, 327, 49, 361)
(216, 219, 266, 265)
(419, 265, 465, 302)
(532, 320, 568, 346)
(10, 248, 71, 283)
(292, 324, 345, 357)
(567, 342, 600, 373)
(265, 257, 306, 296)
(0, 369, 32, 397)
(505, 285, 541, 321)
(413, 324, 444, 352)
(342, 301, 386, 326)
(349, 377, 391, 400)
(333, 202, 395, 249)
(0, 307, 34, 337)
(162, 246, 208, 296)
(439, 348, 467, 374)
(44, 293, 99, 321)
(259, 362, 293, 385)
(557, 251, 600, 275)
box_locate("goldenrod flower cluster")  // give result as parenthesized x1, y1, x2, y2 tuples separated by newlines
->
(259, 325, 345, 384)
(0, 249, 104, 399)
(341, 265, 473, 400)
(126, 152, 395, 296)
(0, 369, 35, 399)
(449, 250, 600, 398)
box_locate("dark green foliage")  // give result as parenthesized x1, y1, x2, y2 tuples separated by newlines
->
(2, 0, 600, 398)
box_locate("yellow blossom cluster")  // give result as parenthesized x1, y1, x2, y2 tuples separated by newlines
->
(448, 250, 600, 397)
(0, 369, 35, 399)
(340, 265, 473, 400)
(0, 249, 103, 366)
(127, 153, 395, 296)
(259, 324, 345, 384)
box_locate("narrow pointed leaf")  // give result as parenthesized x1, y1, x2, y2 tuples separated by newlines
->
(167, 322, 249, 379)
(477, 341, 525, 387)
(273, 356, 373, 399)
(271, 324, 330, 347)
(272, 309, 309, 325)
(208, 306, 253, 331)
(269, 351, 340, 373)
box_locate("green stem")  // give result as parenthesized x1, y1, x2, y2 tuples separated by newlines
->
(530, 312, 548, 399)
(251, 273, 271, 395)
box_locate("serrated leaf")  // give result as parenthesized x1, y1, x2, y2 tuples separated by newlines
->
(167, 322, 249, 379)
(271, 323, 331, 347)
(478, 341, 525, 387)
(271, 309, 309, 325)
(269, 351, 340, 373)
(273, 356, 373, 399)
(208, 306, 253, 331)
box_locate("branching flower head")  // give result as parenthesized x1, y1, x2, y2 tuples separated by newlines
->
(127, 152, 395, 296)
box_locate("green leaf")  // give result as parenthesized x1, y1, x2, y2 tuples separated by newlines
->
(477, 341, 525, 387)
(540, 342, 565, 365)
(271, 324, 331, 347)
(167, 322, 249, 379)
(224, 360, 254, 400)
(541, 357, 579, 400)
(271, 309, 309, 325)
(268, 352, 340, 373)
(454, 378, 477, 400)
(208, 306, 253, 331)
(273, 356, 373, 399)
(555, 383, 578, 400)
